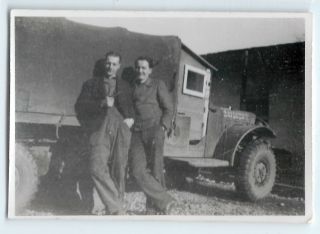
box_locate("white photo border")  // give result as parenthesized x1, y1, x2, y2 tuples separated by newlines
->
(8, 10, 313, 223)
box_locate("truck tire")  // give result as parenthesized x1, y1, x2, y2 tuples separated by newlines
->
(15, 144, 39, 212)
(235, 139, 276, 201)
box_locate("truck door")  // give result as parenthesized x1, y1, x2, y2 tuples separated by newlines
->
(164, 62, 211, 158)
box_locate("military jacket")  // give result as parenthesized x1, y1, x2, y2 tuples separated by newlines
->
(75, 76, 135, 132)
(132, 78, 173, 131)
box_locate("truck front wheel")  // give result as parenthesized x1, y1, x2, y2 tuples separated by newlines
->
(235, 139, 276, 201)
(15, 143, 39, 212)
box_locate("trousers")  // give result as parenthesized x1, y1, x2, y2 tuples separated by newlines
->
(89, 107, 131, 213)
(130, 124, 174, 212)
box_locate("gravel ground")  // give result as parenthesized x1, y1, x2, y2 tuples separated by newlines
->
(123, 178, 304, 216)
(21, 178, 305, 216)
(124, 189, 304, 216)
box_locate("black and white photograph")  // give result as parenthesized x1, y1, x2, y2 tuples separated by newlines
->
(9, 10, 312, 221)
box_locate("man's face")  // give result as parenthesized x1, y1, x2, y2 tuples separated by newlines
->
(105, 56, 121, 78)
(135, 60, 152, 83)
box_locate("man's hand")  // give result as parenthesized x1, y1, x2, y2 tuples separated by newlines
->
(124, 118, 134, 128)
(101, 96, 115, 107)
(161, 125, 173, 138)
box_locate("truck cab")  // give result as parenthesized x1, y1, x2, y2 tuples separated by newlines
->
(163, 44, 277, 202)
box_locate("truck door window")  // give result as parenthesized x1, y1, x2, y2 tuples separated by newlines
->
(183, 64, 207, 98)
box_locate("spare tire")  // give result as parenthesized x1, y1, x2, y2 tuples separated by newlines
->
(235, 139, 276, 201)
(15, 144, 39, 212)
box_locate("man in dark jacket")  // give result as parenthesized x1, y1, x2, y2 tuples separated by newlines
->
(75, 52, 134, 215)
(129, 56, 177, 215)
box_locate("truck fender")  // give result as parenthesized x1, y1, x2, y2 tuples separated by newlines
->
(212, 125, 276, 166)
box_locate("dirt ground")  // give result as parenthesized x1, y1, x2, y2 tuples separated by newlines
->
(20, 177, 305, 216)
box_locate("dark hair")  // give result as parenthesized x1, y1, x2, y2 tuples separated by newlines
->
(93, 58, 106, 77)
(135, 56, 154, 68)
(105, 51, 122, 62)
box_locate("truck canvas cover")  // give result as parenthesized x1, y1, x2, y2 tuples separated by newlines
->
(15, 17, 181, 125)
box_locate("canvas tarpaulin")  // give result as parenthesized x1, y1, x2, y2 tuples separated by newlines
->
(15, 17, 181, 119)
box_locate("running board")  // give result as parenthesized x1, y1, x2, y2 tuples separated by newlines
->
(167, 157, 229, 168)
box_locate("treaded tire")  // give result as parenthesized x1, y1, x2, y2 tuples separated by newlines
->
(15, 144, 39, 212)
(235, 139, 276, 201)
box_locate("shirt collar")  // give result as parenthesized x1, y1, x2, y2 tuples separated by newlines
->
(136, 78, 152, 87)
(104, 75, 117, 81)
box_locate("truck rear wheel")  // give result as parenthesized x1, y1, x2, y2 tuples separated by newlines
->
(15, 144, 39, 212)
(235, 139, 276, 201)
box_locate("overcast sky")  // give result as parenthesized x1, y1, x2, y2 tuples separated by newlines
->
(69, 15, 305, 54)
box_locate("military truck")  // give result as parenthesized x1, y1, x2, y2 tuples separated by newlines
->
(12, 17, 276, 212)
